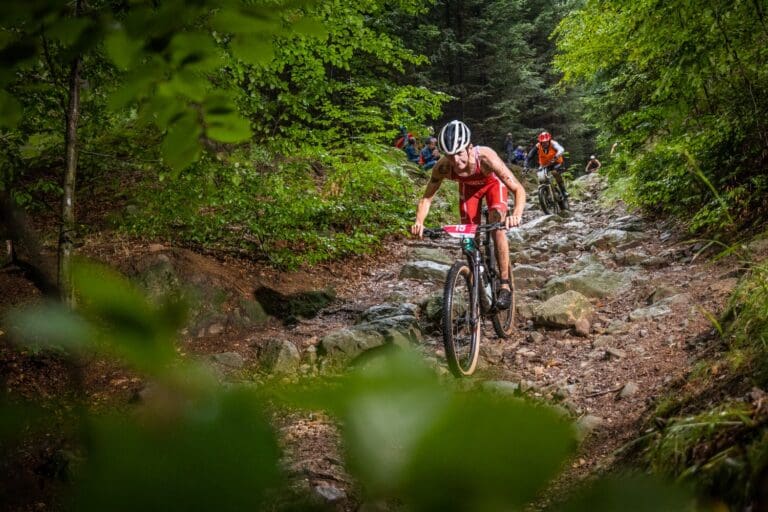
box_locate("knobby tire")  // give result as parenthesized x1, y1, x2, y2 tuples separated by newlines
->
(442, 261, 480, 377)
(491, 262, 516, 337)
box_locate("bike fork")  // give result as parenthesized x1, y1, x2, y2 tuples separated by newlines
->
(471, 259, 483, 325)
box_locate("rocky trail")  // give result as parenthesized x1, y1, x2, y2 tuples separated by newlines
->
(0, 172, 743, 510)
(242, 172, 740, 508)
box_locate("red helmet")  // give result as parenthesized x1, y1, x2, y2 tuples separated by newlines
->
(538, 131, 552, 143)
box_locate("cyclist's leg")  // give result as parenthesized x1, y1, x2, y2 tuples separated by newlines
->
(484, 182, 511, 290)
(552, 168, 568, 196)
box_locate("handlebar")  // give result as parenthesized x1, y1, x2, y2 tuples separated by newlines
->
(422, 222, 506, 239)
(422, 228, 445, 239)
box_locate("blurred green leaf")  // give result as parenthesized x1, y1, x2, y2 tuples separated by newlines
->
(104, 28, 142, 70)
(72, 261, 182, 372)
(203, 93, 251, 143)
(402, 393, 575, 511)
(169, 32, 222, 72)
(7, 300, 93, 353)
(291, 17, 327, 38)
(229, 34, 274, 66)
(107, 67, 158, 110)
(206, 114, 251, 143)
(339, 351, 450, 496)
(161, 112, 202, 174)
(158, 70, 208, 102)
(70, 388, 282, 512)
(211, 8, 279, 34)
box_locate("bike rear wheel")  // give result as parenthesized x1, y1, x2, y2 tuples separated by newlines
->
(553, 184, 569, 211)
(491, 263, 516, 337)
(442, 261, 481, 377)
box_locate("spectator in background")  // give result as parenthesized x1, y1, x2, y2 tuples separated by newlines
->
(585, 155, 601, 173)
(503, 132, 515, 166)
(404, 135, 420, 163)
(513, 145, 526, 166)
(420, 136, 440, 171)
(394, 126, 410, 149)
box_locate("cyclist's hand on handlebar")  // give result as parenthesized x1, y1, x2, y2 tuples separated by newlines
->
(411, 222, 424, 239)
(505, 214, 522, 229)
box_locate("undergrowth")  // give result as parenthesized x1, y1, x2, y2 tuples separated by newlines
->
(124, 142, 424, 269)
(635, 251, 768, 509)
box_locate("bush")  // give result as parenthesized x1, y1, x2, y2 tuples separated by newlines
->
(125, 142, 417, 268)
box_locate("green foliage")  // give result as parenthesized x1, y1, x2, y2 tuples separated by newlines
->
(70, 388, 281, 512)
(725, 259, 768, 355)
(0, 0, 323, 181)
(555, 0, 768, 234)
(124, 143, 416, 268)
(2, 273, 699, 510)
(222, 0, 447, 148)
(643, 402, 762, 508)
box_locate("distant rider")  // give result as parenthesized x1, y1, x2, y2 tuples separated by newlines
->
(524, 131, 569, 207)
(411, 120, 526, 309)
(585, 154, 601, 173)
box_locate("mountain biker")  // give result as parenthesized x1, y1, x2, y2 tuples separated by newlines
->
(411, 120, 526, 309)
(524, 131, 569, 206)
(585, 154, 601, 173)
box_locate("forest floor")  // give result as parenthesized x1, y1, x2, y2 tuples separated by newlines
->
(0, 172, 746, 510)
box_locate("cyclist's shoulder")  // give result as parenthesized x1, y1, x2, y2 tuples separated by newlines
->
(432, 158, 452, 178)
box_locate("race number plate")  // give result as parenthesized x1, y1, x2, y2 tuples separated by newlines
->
(442, 224, 478, 238)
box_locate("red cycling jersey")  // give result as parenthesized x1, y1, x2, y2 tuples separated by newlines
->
(447, 146, 508, 224)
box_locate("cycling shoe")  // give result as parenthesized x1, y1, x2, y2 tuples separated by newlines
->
(496, 288, 512, 309)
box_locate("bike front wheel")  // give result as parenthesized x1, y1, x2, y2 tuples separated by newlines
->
(538, 185, 555, 214)
(442, 262, 481, 377)
(491, 263, 516, 338)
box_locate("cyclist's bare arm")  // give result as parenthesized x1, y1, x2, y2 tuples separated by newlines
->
(478, 147, 526, 228)
(412, 161, 448, 238)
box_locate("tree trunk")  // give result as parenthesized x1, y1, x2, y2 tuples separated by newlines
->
(59, 53, 81, 306)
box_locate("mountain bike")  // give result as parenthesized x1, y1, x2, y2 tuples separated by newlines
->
(536, 164, 569, 214)
(423, 221, 516, 377)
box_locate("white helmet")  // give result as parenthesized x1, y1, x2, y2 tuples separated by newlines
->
(437, 120, 471, 155)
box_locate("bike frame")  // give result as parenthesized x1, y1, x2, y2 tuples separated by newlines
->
(444, 222, 504, 317)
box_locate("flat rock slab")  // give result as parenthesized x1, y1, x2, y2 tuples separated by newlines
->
(399, 261, 451, 282)
(542, 263, 633, 299)
(409, 247, 455, 266)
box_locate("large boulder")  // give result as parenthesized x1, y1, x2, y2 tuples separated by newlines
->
(130, 248, 270, 336)
(258, 339, 301, 374)
(533, 290, 594, 329)
(318, 304, 423, 366)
